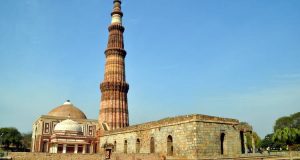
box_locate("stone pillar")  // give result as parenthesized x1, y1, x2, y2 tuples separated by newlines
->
(50, 145, 53, 153)
(83, 144, 86, 154)
(63, 144, 67, 154)
(49, 145, 52, 153)
(251, 133, 255, 153)
(75, 144, 78, 154)
(90, 144, 94, 153)
(243, 132, 248, 154)
(54, 144, 58, 153)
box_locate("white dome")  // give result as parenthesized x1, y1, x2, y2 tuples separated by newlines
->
(54, 119, 82, 132)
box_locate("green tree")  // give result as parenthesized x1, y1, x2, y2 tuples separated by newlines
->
(260, 133, 284, 149)
(290, 112, 300, 129)
(274, 117, 293, 131)
(274, 112, 300, 131)
(21, 132, 32, 150)
(0, 127, 22, 150)
(272, 127, 300, 150)
(245, 132, 261, 149)
(260, 134, 274, 148)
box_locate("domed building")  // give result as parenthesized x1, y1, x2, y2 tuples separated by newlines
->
(48, 101, 87, 119)
(31, 100, 98, 153)
(48, 119, 97, 154)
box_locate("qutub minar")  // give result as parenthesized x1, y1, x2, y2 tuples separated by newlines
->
(99, 0, 129, 130)
(31, 0, 257, 159)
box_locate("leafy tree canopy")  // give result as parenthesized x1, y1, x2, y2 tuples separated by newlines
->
(245, 132, 261, 148)
(272, 127, 300, 146)
(0, 127, 22, 149)
(291, 112, 300, 129)
(274, 112, 300, 131)
(21, 132, 32, 150)
(274, 117, 293, 131)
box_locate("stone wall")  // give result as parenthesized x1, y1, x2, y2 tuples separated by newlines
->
(99, 114, 244, 159)
(100, 121, 197, 159)
(196, 121, 241, 157)
(8, 151, 300, 160)
(8, 152, 160, 160)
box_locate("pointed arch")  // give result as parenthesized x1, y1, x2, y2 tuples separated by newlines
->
(167, 135, 173, 156)
(136, 138, 141, 153)
(150, 137, 155, 153)
(124, 140, 127, 153)
(114, 140, 117, 152)
(220, 133, 225, 155)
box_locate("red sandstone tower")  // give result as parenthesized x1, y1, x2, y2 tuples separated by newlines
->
(99, 0, 129, 130)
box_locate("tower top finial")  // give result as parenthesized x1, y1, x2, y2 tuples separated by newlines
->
(63, 100, 72, 105)
(111, 0, 123, 24)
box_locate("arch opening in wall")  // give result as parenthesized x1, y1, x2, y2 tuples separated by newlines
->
(124, 140, 127, 153)
(136, 138, 140, 153)
(150, 137, 155, 153)
(114, 140, 117, 152)
(167, 135, 173, 156)
(66, 144, 75, 153)
(57, 144, 63, 153)
(42, 141, 48, 152)
(220, 133, 225, 155)
(240, 131, 245, 154)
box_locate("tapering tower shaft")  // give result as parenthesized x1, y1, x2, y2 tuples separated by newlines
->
(99, 0, 129, 130)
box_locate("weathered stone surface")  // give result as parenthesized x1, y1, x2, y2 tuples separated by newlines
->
(8, 152, 160, 160)
(8, 151, 300, 160)
(99, 114, 250, 159)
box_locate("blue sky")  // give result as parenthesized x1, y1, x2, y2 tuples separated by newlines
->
(0, 0, 299, 137)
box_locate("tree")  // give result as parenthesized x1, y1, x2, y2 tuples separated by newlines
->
(274, 117, 293, 131)
(274, 112, 300, 131)
(21, 132, 32, 151)
(0, 127, 22, 150)
(272, 127, 300, 150)
(290, 112, 300, 129)
(245, 132, 261, 149)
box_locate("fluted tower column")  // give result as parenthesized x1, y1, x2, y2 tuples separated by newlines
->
(99, 0, 129, 130)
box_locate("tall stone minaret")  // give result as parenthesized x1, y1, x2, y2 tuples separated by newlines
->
(99, 0, 129, 130)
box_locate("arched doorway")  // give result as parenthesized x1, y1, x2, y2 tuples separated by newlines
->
(124, 140, 127, 153)
(114, 141, 117, 152)
(240, 131, 245, 154)
(136, 139, 140, 153)
(42, 141, 48, 152)
(150, 137, 155, 153)
(167, 135, 173, 156)
(220, 133, 225, 155)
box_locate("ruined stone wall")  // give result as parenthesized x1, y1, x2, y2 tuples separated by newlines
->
(196, 121, 241, 157)
(7, 151, 300, 160)
(8, 152, 160, 160)
(100, 121, 198, 159)
(99, 117, 242, 159)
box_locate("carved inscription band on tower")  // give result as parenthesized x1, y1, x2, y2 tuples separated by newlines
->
(99, 0, 129, 130)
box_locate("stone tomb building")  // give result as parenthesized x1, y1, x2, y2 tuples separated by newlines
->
(49, 119, 97, 154)
(98, 114, 253, 159)
(31, 101, 98, 154)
